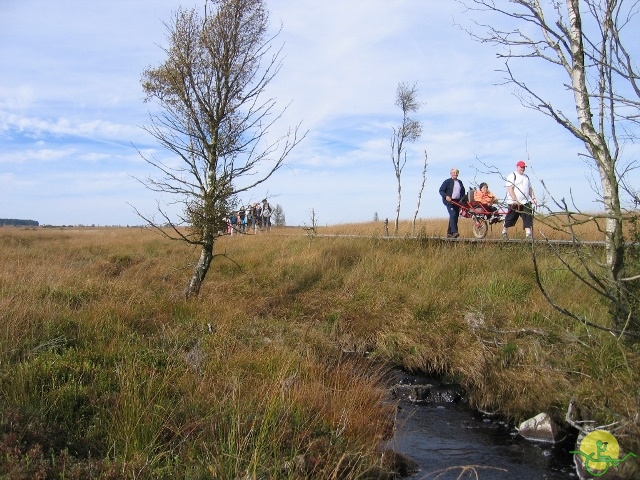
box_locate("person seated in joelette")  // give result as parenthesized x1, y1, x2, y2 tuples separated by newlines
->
(474, 182, 502, 224)
(473, 182, 498, 211)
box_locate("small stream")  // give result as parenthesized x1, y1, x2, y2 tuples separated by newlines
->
(385, 371, 578, 479)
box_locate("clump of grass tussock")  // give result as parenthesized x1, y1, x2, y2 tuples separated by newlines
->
(1, 224, 639, 477)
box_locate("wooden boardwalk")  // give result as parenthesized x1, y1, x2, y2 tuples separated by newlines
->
(311, 233, 608, 247)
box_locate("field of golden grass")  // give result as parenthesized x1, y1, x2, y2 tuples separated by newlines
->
(1, 221, 638, 478)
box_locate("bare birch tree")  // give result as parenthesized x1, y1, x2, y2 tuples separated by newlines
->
(460, 0, 640, 335)
(136, 0, 304, 298)
(391, 82, 422, 236)
(412, 150, 429, 236)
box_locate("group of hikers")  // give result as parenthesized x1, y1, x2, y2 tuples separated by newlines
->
(439, 160, 538, 239)
(225, 160, 536, 239)
(226, 199, 273, 235)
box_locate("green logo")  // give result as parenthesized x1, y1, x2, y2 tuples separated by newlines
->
(571, 430, 637, 477)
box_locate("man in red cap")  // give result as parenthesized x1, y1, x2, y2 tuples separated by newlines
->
(502, 160, 538, 239)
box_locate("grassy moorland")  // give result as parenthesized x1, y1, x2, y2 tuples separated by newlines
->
(1, 220, 639, 479)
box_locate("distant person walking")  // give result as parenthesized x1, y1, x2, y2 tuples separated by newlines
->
(239, 205, 247, 233)
(501, 160, 538, 239)
(249, 203, 257, 232)
(439, 168, 465, 238)
(261, 199, 272, 231)
(229, 211, 237, 235)
(253, 203, 262, 232)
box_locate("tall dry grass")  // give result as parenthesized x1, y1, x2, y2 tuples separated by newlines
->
(1, 223, 638, 478)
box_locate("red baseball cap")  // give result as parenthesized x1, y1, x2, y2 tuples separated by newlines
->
(516, 160, 527, 167)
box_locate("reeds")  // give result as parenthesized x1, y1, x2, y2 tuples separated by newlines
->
(1, 223, 638, 478)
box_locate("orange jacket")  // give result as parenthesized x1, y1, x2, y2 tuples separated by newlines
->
(474, 189, 497, 205)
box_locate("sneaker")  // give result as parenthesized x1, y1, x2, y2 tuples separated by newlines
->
(501, 232, 508, 240)
(446, 234, 453, 238)
(489, 215, 501, 225)
(526, 233, 532, 239)
(452, 233, 460, 238)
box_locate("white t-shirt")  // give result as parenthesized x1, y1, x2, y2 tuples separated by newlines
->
(505, 171, 532, 203)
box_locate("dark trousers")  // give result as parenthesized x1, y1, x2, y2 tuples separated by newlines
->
(484, 205, 498, 214)
(445, 202, 460, 235)
(504, 203, 533, 229)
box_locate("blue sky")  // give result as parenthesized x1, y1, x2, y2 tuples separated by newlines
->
(1, 1, 637, 227)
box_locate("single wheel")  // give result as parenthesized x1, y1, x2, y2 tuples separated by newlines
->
(472, 218, 488, 238)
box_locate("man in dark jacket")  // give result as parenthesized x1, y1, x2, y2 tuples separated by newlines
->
(439, 168, 465, 238)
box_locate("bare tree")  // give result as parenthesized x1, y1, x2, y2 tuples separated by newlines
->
(136, 0, 304, 298)
(412, 150, 429, 236)
(391, 82, 422, 236)
(459, 0, 640, 335)
(303, 208, 318, 238)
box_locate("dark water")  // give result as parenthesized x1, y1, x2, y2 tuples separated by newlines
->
(385, 373, 578, 479)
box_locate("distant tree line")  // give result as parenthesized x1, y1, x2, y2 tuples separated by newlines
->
(0, 218, 39, 227)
